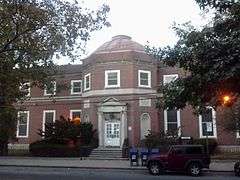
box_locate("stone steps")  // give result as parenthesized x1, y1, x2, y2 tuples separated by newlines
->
(89, 148, 125, 160)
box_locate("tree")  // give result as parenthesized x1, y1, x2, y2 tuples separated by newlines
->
(0, 0, 110, 155)
(146, 0, 240, 113)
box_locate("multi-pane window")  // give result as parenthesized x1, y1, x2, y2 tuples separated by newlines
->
(164, 109, 181, 136)
(43, 110, 55, 131)
(163, 74, 178, 85)
(17, 111, 29, 137)
(44, 81, 56, 96)
(140, 113, 151, 139)
(163, 74, 180, 136)
(71, 80, 82, 94)
(138, 70, 151, 88)
(70, 110, 81, 121)
(105, 70, 120, 88)
(199, 107, 217, 138)
(84, 73, 91, 91)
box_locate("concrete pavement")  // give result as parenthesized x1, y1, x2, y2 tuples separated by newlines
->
(0, 156, 235, 172)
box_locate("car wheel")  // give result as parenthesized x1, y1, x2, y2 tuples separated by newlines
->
(188, 162, 202, 176)
(234, 162, 240, 176)
(148, 162, 163, 175)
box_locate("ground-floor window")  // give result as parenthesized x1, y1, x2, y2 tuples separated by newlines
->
(164, 109, 181, 136)
(70, 109, 81, 121)
(140, 113, 151, 139)
(43, 110, 56, 131)
(199, 107, 217, 138)
(17, 111, 29, 138)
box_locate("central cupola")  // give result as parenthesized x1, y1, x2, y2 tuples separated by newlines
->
(92, 35, 145, 55)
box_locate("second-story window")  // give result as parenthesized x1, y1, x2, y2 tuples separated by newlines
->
(44, 81, 56, 96)
(71, 80, 82, 94)
(138, 70, 151, 88)
(163, 74, 178, 85)
(84, 73, 91, 91)
(105, 70, 120, 88)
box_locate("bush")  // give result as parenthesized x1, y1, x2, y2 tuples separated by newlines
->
(191, 138, 218, 154)
(39, 116, 97, 146)
(30, 116, 98, 157)
(143, 130, 179, 149)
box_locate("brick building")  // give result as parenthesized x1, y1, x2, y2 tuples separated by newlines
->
(13, 35, 240, 151)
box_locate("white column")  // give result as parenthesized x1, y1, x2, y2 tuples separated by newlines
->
(120, 107, 127, 147)
(98, 111, 103, 147)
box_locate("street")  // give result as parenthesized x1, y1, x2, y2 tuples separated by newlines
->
(0, 167, 238, 180)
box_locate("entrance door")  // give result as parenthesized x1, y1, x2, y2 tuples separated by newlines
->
(105, 122, 120, 147)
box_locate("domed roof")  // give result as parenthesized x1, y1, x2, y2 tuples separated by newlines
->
(92, 35, 145, 54)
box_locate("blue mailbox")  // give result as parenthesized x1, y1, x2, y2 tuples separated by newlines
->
(139, 148, 149, 166)
(129, 148, 139, 166)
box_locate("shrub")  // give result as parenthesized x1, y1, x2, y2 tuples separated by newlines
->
(39, 116, 97, 146)
(191, 138, 218, 154)
(143, 130, 179, 149)
(30, 116, 98, 157)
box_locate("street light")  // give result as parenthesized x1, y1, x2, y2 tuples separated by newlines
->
(223, 95, 230, 103)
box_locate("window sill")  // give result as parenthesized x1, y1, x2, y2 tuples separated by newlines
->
(105, 86, 120, 89)
(200, 136, 217, 139)
(138, 85, 151, 88)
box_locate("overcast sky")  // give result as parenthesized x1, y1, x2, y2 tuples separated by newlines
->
(57, 0, 209, 64)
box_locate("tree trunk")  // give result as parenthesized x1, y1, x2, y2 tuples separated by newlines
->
(0, 141, 8, 156)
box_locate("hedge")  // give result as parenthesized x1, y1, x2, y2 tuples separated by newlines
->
(29, 140, 93, 157)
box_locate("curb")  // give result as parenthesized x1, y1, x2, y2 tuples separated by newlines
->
(0, 164, 234, 173)
(0, 164, 145, 171)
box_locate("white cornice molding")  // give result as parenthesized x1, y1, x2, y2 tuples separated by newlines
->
(82, 88, 157, 97)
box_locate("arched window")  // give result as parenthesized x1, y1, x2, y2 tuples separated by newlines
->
(140, 113, 151, 139)
(84, 114, 89, 122)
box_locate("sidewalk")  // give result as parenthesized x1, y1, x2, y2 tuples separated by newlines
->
(0, 156, 235, 172)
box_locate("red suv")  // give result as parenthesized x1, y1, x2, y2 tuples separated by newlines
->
(147, 145, 211, 176)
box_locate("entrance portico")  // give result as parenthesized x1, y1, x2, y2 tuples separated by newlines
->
(97, 98, 127, 148)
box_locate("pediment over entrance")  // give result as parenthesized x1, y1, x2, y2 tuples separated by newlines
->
(99, 97, 127, 107)
(98, 97, 127, 113)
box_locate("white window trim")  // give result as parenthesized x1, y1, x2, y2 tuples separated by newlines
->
(71, 80, 82, 95)
(16, 111, 30, 138)
(199, 107, 217, 138)
(44, 81, 56, 96)
(105, 70, 120, 88)
(84, 73, 91, 91)
(237, 131, 240, 139)
(138, 70, 151, 88)
(140, 113, 151, 140)
(163, 74, 178, 85)
(70, 109, 82, 120)
(42, 110, 56, 132)
(164, 109, 181, 136)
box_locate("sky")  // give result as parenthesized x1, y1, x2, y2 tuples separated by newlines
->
(57, 0, 210, 64)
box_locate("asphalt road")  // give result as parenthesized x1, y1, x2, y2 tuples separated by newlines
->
(0, 167, 238, 180)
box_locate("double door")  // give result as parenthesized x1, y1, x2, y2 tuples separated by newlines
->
(105, 122, 120, 147)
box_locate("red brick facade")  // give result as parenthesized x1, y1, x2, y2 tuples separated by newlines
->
(13, 35, 240, 150)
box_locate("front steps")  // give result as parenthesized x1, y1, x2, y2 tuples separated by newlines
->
(88, 148, 128, 160)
